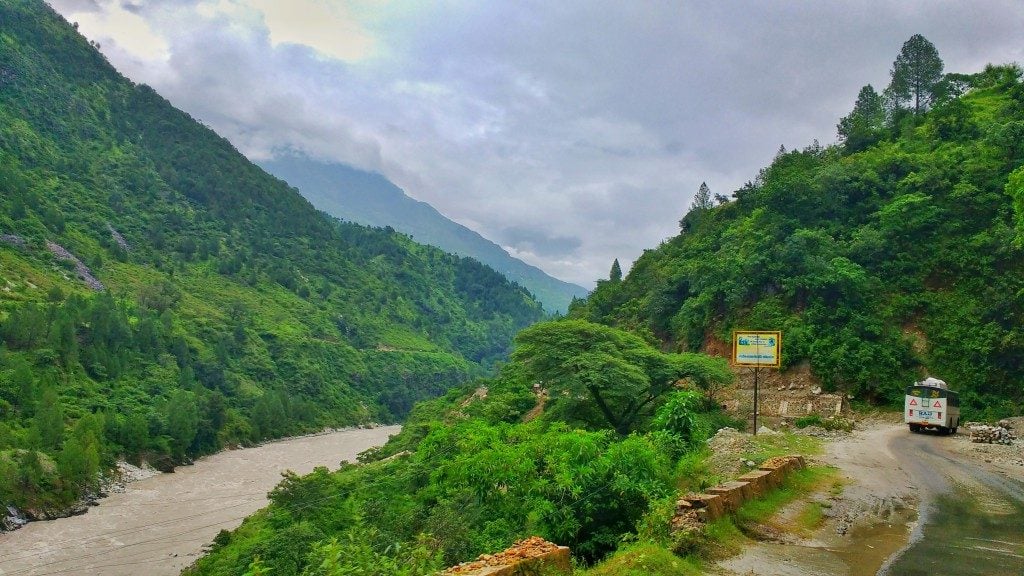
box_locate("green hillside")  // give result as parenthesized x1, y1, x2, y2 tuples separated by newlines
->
(258, 156, 590, 313)
(0, 0, 542, 515)
(573, 63, 1024, 417)
(185, 38, 1024, 576)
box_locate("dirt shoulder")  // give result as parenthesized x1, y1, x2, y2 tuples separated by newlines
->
(942, 417, 1024, 483)
(715, 415, 1023, 576)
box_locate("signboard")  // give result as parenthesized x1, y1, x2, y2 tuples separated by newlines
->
(732, 331, 782, 368)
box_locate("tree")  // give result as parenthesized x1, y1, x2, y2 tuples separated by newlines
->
(4, 356, 36, 411)
(511, 320, 732, 434)
(887, 34, 944, 115)
(680, 182, 713, 232)
(837, 84, 885, 152)
(609, 259, 622, 283)
(1008, 166, 1024, 246)
(166, 389, 199, 458)
(59, 427, 100, 492)
(32, 387, 64, 450)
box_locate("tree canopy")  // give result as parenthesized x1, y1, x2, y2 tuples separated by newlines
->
(887, 34, 944, 115)
(511, 320, 732, 434)
(837, 84, 885, 152)
(572, 55, 1024, 417)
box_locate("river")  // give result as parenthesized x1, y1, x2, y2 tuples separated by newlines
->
(0, 425, 400, 576)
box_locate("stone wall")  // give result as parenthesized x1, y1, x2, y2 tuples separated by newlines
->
(441, 537, 572, 576)
(672, 455, 806, 531)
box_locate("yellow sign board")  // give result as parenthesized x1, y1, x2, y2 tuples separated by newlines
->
(732, 331, 781, 368)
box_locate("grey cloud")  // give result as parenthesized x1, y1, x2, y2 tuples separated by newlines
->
(48, 1, 1024, 286)
(47, 0, 102, 13)
(500, 226, 582, 259)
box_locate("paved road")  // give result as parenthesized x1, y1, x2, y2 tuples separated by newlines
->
(881, 430, 1024, 575)
(718, 422, 1023, 576)
(0, 426, 400, 576)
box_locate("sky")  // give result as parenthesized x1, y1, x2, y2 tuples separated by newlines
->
(48, 1, 1024, 288)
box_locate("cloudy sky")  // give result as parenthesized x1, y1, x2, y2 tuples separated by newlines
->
(49, 1, 1024, 287)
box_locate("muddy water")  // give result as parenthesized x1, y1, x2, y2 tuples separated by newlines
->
(0, 425, 400, 576)
(831, 510, 918, 576)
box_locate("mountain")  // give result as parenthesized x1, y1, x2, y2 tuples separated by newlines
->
(571, 64, 1024, 416)
(0, 0, 543, 515)
(184, 43, 1024, 576)
(258, 156, 590, 313)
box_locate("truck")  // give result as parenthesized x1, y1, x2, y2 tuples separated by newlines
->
(905, 377, 960, 434)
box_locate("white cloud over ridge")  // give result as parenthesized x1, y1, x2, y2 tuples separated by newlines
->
(49, 0, 1024, 287)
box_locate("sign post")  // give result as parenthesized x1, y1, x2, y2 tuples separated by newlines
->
(732, 331, 781, 435)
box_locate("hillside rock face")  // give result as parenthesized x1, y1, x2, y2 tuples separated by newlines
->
(46, 241, 104, 290)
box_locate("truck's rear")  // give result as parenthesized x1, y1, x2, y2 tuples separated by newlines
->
(905, 382, 960, 434)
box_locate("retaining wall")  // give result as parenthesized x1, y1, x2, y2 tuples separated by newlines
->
(672, 454, 806, 530)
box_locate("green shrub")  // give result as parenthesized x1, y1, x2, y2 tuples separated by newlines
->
(794, 414, 823, 428)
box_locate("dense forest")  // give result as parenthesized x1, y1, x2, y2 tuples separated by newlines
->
(189, 36, 1024, 575)
(0, 1, 543, 516)
(186, 320, 736, 576)
(575, 39, 1024, 419)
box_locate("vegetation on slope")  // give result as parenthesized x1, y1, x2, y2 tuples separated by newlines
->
(0, 0, 543, 515)
(186, 321, 735, 575)
(575, 55, 1024, 418)
(191, 38, 1024, 575)
(258, 156, 591, 314)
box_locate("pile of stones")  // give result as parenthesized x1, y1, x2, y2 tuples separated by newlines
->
(968, 422, 1016, 445)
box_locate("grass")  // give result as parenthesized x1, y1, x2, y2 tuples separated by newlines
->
(691, 464, 840, 558)
(674, 447, 715, 493)
(741, 431, 823, 464)
(794, 501, 826, 532)
(577, 543, 702, 576)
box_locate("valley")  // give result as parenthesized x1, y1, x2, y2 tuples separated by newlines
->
(2, 2, 1023, 575)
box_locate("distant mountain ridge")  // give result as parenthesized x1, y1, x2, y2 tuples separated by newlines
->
(259, 156, 589, 313)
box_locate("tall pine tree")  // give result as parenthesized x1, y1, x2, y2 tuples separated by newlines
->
(609, 259, 622, 283)
(680, 182, 713, 232)
(886, 34, 944, 115)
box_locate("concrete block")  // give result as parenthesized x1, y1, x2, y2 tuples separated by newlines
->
(737, 470, 772, 498)
(707, 481, 749, 513)
(685, 493, 725, 521)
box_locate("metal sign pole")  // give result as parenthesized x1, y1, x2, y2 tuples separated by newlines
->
(733, 330, 780, 437)
(753, 365, 759, 435)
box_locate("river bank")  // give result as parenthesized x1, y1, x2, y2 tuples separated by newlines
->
(0, 425, 400, 576)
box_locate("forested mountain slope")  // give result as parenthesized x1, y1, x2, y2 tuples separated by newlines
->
(183, 38, 1024, 576)
(573, 62, 1024, 417)
(0, 0, 542, 515)
(259, 156, 590, 313)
